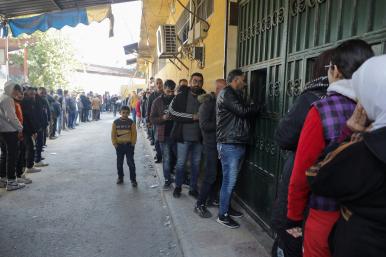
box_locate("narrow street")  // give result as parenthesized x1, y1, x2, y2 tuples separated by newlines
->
(0, 114, 183, 257)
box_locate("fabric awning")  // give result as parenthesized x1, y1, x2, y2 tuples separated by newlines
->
(5, 4, 114, 38)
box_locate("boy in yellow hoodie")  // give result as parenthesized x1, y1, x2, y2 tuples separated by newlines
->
(111, 106, 137, 186)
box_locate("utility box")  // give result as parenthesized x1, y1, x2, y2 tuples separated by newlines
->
(187, 21, 209, 44)
(192, 46, 204, 62)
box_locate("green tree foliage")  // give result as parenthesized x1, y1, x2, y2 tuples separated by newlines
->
(14, 31, 78, 90)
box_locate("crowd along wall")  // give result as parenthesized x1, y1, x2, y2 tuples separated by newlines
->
(236, 0, 386, 231)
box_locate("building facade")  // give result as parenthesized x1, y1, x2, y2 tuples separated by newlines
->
(138, 0, 386, 232)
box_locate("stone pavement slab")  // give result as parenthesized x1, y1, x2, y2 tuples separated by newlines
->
(142, 130, 273, 257)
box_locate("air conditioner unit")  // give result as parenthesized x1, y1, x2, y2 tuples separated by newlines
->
(157, 25, 178, 59)
(187, 21, 209, 44)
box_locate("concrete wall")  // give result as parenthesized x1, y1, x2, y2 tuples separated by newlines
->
(152, 0, 227, 93)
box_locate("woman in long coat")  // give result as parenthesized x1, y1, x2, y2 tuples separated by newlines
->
(307, 55, 386, 257)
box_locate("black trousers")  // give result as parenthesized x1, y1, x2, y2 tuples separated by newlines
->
(116, 144, 136, 181)
(0, 132, 18, 180)
(82, 109, 89, 122)
(24, 134, 35, 169)
(197, 144, 218, 205)
(34, 130, 44, 163)
(50, 116, 57, 137)
(16, 140, 26, 177)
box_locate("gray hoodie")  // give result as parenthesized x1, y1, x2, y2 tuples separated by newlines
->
(0, 81, 23, 132)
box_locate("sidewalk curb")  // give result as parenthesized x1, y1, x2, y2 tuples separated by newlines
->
(141, 129, 187, 257)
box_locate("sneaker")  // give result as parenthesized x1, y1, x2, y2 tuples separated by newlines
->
(173, 187, 182, 198)
(34, 161, 49, 167)
(207, 199, 220, 207)
(17, 177, 32, 184)
(6, 180, 25, 191)
(188, 190, 199, 199)
(25, 167, 41, 173)
(116, 177, 123, 184)
(131, 180, 138, 187)
(163, 181, 172, 190)
(217, 213, 240, 229)
(194, 204, 212, 218)
(49, 136, 58, 140)
(0, 178, 7, 188)
(229, 207, 244, 218)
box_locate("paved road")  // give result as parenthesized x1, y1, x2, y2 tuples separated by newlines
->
(0, 114, 183, 257)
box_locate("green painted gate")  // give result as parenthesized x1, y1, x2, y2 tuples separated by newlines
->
(236, 0, 386, 231)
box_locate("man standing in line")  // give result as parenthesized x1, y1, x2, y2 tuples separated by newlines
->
(169, 73, 206, 198)
(35, 87, 49, 167)
(194, 79, 226, 218)
(150, 80, 176, 190)
(21, 86, 42, 174)
(129, 91, 139, 124)
(63, 90, 70, 130)
(216, 69, 260, 228)
(147, 78, 164, 162)
(0, 81, 26, 191)
(56, 89, 65, 133)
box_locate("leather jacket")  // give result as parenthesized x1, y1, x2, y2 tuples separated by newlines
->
(216, 86, 259, 144)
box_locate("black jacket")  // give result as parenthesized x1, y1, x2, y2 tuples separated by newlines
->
(21, 98, 40, 135)
(271, 77, 328, 233)
(198, 93, 216, 146)
(308, 127, 386, 257)
(52, 101, 61, 118)
(80, 95, 91, 110)
(141, 96, 148, 118)
(169, 86, 205, 142)
(35, 95, 49, 129)
(275, 77, 328, 151)
(216, 86, 259, 144)
(146, 91, 162, 122)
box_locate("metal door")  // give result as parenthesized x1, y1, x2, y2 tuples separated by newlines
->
(236, 0, 386, 230)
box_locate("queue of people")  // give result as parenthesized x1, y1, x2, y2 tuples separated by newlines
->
(0, 84, 107, 191)
(271, 39, 386, 257)
(127, 38, 386, 256)
(121, 70, 260, 230)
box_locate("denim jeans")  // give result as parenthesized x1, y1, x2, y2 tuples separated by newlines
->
(153, 126, 162, 160)
(197, 144, 218, 206)
(68, 110, 76, 128)
(175, 141, 202, 191)
(116, 143, 136, 181)
(160, 137, 175, 183)
(57, 111, 63, 134)
(217, 143, 246, 216)
(131, 109, 136, 124)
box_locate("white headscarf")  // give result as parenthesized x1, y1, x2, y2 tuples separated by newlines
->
(352, 55, 386, 131)
(327, 79, 356, 101)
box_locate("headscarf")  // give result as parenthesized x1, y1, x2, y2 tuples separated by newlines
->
(352, 55, 386, 131)
(327, 79, 356, 101)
